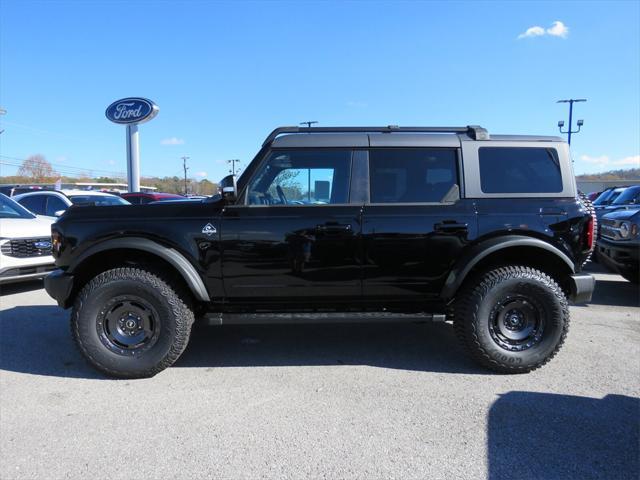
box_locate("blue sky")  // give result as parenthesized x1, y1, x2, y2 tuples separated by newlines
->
(1, 0, 639, 181)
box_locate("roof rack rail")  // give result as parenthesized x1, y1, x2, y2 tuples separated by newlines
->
(262, 125, 489, 146)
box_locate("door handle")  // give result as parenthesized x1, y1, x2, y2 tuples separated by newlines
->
(539, 207, 567, 216)
(316, 223, 352, 233)
(434, 221, 468, 232)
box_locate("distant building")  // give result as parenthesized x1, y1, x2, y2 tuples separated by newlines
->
(577, 179, 640, 194)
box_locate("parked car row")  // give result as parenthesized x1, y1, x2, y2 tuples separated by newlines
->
(0, 188, 208, 284)
(0, 194, 56, 284)
(596, 207, 640, 284)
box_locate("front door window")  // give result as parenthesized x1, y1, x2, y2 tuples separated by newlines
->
(246, 150, 351, 205)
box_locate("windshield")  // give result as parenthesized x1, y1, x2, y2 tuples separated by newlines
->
(594, 189, 623, 205)
(611, 186, 640, 205)
(0, 193, 36, 219)
(69, 195, 130, 206)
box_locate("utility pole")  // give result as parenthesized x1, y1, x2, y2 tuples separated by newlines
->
(557, 99, 586, 145)
(0, 107, 6, 135)
(300, 121, 318, 129)
(181, 156, 190, 195)
(227, 159, 240, 176)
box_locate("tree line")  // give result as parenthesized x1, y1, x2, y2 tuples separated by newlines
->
(3, 155, 218, 195)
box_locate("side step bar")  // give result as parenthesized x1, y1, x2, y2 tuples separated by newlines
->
(201, 312, 447, 326)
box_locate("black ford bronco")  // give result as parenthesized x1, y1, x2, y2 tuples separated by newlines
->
(45, 126, 596, 378)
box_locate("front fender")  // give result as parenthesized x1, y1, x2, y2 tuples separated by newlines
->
(68, 237, 209, 302)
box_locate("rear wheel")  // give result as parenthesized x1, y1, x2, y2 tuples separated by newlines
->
(454, 266, 569, 373)
(71, 267, 194, 378)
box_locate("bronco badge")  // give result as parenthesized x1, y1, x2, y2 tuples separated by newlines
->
(202, 223, 217, 236)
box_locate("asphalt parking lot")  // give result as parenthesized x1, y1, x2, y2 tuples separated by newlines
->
(1, 264, 638, 480)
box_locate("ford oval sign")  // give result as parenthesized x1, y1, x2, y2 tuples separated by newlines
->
(105, 97, 159, 125)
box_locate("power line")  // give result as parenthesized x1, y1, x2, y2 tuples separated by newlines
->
(0, 154, 128, 176)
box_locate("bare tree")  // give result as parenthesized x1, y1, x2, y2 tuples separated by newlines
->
(17, 155, 57, 181)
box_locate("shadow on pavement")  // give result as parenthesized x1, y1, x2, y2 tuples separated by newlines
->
(580, 263, 640, 308)
(176, 322, 489, 375)
(588, 279, 640, 308)
(0, 280, 44, 296)
(0, 305, 105, 379)
(0, 305, 489, 378)
(488, 391, 639, 480)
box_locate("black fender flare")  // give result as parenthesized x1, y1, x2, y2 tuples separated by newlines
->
(69, 237, 210, 302)
(441, 235, 575, 300)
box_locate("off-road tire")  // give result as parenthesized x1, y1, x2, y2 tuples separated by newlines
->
(71, 267, 194, 378)
(454, 266, 569, 373)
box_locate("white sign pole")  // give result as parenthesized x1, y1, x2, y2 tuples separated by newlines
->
(126, 124, 140, 192)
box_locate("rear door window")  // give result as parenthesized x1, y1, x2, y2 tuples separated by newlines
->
(369, 148, 458, 203)
(45, 196, 68, 216)
(479, 147, 563, 194)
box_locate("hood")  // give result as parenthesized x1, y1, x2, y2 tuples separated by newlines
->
(601, 208, 640, 222)
(0, 215, 54, 239)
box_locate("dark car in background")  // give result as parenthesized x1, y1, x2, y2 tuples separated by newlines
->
(593, 186, 627, 207)
(595, 185, 640, 221)
(120, 192, 185, 204)
(597, 208, 640, 283)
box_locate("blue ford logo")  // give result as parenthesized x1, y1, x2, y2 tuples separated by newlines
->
(105, 97, 159, 125)
(34, 241, 52, 250)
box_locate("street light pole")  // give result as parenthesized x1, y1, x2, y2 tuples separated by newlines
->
(181, 156, 190, 195)
(557, 98, 586, 145)
(227, 159, 240, 176)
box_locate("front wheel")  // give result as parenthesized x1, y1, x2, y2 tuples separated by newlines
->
(71, 267, 194, 378)
(454, 266, 569, 373)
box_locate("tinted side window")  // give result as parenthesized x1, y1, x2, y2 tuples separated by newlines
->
(479, 147, 563, 194)
(125, 196, 141, 204)
(369, 148, 458, 203)
(247, 149, 352, 205)
(18, 195, 46, 215)
(45, 196, 67, 216)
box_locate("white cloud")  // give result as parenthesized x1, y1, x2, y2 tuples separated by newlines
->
(107, 160, 115, 166)
(518, 26, 546, 39)
(160, 137, 185, 145)
(346, 100, 368, 108)
(579, 154, 640, 167)
(194, 171, 207, 178)
(546, 21, 569, 38)
(518, 21, 569, 39)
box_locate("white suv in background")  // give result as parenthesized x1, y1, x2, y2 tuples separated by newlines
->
(0, 194, 55, 284)
(13, 189, 130, 218)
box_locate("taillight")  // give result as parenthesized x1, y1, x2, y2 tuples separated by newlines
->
(585, 215, 594, 250)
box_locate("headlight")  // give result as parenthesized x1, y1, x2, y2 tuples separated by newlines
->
(619, 221, 630, 238)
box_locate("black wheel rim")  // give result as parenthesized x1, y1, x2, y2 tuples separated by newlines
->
(97, 295, 161, 356)
(488, 295, 545, 352)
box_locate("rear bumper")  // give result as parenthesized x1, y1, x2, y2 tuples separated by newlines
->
(568, 273, 596, 304)
(44, 269, 74, 308)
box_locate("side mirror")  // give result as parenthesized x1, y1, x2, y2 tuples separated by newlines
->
(218, 175, 237, 203)
(54, 210, 65, 217)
